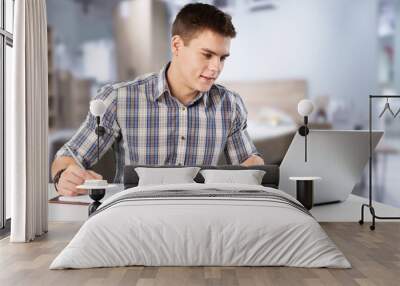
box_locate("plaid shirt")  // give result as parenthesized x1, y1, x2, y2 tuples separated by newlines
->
(56, 63, 259, 183)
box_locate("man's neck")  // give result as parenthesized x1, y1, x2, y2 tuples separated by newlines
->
(166, 61, 199, 106)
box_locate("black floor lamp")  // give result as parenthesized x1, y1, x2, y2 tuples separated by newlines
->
(359, 95, 400, 230)
(87, 99, 107, 215)
(297, 99, 314, 162)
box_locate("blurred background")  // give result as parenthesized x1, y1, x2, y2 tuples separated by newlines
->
(45, 0, 400, 207)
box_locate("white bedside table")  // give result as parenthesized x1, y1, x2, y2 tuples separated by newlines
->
(289, 177, 321, 210)
(48, 183, 124, 221)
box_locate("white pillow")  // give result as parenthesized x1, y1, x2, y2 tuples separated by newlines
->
(200, 169, 266, 185)
(135, 167, 201, 186)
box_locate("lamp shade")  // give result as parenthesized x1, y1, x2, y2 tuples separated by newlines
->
(90, 100, 106, 117)
(298, 99, 314, 116)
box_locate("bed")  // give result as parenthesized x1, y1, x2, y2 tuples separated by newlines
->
(50, 165, 350, 269)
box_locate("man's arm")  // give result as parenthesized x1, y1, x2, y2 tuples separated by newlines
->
(51, 156, 76, 179)
(51, 84, 119, 196)
(51, 156, 102, 197)
(224, 93, 264, 165)
(240, 154, 265, 166)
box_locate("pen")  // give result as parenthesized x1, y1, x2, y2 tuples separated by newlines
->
(65, 145, 85, 170)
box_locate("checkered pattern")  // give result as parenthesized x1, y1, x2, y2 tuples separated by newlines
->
(56, 63, 259, 183)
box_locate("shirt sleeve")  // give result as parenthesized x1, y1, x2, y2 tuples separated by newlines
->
(54, 84, 121, 168)
(224, 93, 260, 165)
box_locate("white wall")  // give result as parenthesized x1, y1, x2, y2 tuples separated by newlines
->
(220, 0, 379, 126)
(47, 0, 380, 126)
(394, 0, 400, 91)
(47, 0, 117, 76)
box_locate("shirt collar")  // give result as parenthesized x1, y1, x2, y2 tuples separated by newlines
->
(155, 62, 216, 107)
(155, 62, 171, 101)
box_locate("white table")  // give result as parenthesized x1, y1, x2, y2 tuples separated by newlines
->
(48, 183, 400, 222)
(48, 183, 124, 221)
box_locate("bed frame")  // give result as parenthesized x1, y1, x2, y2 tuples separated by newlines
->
(123, 165, 280, 189)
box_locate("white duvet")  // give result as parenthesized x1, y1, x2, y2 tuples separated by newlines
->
(50, 183, 351, 269)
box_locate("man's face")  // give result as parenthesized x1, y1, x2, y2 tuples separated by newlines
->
(173, 29, 231, 92)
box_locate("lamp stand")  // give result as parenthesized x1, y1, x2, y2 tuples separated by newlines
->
(87, 116, 106, 216)
(95, 116, 105, 163)
(298, 116, 310, 162)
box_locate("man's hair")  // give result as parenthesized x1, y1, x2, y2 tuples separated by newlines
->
(172, 3, 236, 45)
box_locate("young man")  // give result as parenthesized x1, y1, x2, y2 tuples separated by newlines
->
(51, 3, 264, 196)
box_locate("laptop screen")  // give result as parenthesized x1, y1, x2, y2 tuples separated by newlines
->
(279, 130, 383, 204)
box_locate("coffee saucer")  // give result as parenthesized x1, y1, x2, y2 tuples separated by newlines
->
(77, 183, 119, 190)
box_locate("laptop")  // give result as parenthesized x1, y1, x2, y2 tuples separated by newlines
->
(279, 130, 384, 204)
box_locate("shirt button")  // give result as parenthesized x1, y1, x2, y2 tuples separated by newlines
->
(178, 163, 182, 166)
(182, 107, 186, 111)
(181, 136, 185, 140)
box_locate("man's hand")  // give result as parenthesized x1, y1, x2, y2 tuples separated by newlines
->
(241, 155, 265, 166)
(56, 165, 103, 197)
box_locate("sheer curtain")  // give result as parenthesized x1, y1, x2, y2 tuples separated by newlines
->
(7, 0, 48, 242)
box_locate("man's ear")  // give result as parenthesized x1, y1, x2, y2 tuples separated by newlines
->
(171, 35, 184, 57)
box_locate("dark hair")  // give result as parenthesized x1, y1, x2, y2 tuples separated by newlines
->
(172, 3, 236, 45)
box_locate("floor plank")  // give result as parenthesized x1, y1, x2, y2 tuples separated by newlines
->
(0, 222, 399, 286)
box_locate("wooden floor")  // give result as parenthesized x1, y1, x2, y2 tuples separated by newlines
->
(0, 222, 399, 286)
